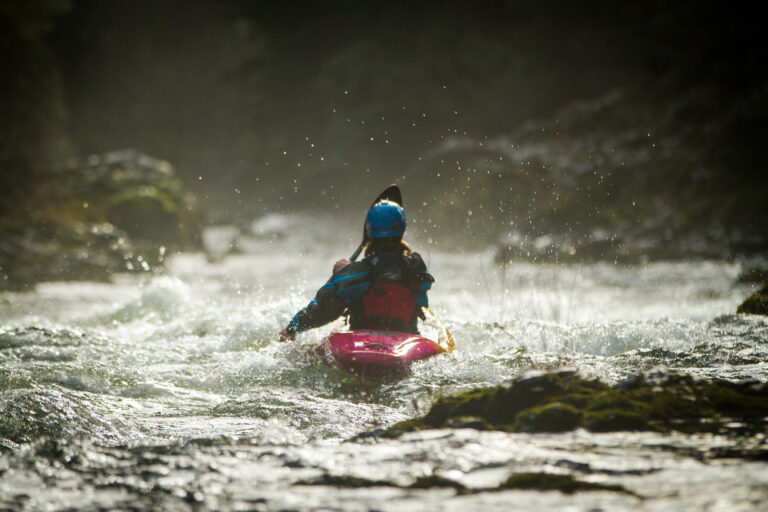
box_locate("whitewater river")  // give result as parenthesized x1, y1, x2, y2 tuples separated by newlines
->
(1, 215, 767, 510)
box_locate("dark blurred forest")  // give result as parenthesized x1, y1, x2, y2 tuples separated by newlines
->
(2, 0, 767, 254)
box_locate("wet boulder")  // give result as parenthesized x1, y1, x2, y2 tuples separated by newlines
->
(378, 369, 768, 437)
(0, 149, 204, 289)
(55, 149, 204, 250)
(737, 283, 768, 316)
(513, 402, 582, 432)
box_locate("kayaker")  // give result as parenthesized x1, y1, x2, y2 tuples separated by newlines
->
(279, 199, 434, 340)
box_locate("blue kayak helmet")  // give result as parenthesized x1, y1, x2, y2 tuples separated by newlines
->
(365, 200, 406, 238)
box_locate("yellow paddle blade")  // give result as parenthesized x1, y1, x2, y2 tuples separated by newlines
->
(423, 307, 455, 353)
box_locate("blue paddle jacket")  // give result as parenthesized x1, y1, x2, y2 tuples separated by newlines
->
(285, 248, 434, 335)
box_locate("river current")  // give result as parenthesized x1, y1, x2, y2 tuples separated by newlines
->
(1, 215, 767, 510)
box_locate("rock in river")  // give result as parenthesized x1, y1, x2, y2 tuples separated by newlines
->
(0, 149, 204, 290)
(375, 368, 768, 437)
(737, 283, 768, 316)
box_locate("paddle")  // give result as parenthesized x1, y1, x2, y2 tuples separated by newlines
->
(349, 184, 402, 261)
(422, 307, 456, 352)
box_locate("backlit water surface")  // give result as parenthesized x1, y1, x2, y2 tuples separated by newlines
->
(1, 216, 766, 510)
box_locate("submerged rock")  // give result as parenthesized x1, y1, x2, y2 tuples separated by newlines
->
(0, 220, 148, 290)
(0, 389, 125, 448)
(737, 283, 768, 316)
(378, 369, 768, 437)
(298, 470, 635, 496)
(494, 472, 636, 496)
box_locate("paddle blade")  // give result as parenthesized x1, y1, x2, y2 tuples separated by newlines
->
(376, 184, 402, 207)
(350, 184, 403, 261)
(423, 307, 456, 352)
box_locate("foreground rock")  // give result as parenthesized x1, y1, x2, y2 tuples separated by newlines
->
(737, 283, 768, 316)
(373, 369, 768, 437)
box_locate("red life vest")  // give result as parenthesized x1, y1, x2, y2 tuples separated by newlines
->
(362, 282, 416, 329)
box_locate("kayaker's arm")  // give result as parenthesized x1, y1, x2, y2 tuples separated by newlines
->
(408, 252, 434, 312)
(280, 262, 372, 340)
(282, 281, 347, 339)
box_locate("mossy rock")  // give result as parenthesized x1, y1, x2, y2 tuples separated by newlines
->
(49, 149, 205, 251)
(737, 283, 768, 316)
(377, 370, 768, 437)
(443, 416, 493, 430)
(513, 402, 582, 432)
(419, 371, 586, 428)
(585, 411, 649, 432)
(106, 187, 180, 244)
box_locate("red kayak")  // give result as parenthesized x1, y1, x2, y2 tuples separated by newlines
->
(316, 330, 446, 377)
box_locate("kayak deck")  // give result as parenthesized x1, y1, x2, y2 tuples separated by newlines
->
(317, 330, 445, 376)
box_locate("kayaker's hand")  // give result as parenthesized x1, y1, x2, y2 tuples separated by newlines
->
(279, 328, 295, 342)
(333, 258, 351, 274)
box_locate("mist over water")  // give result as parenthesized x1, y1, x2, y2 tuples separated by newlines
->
(1, 217, 766, 509)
